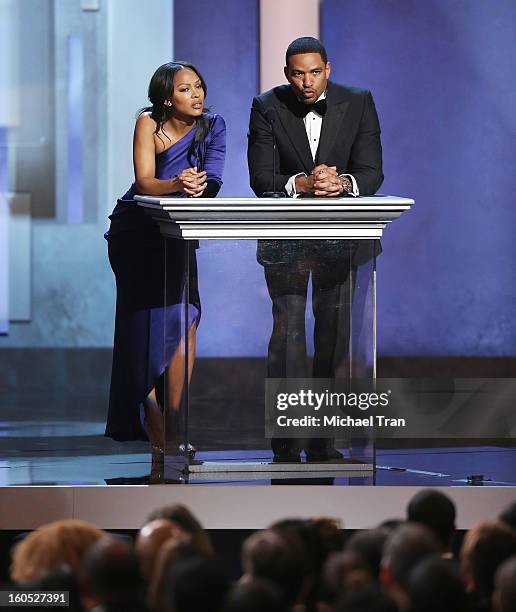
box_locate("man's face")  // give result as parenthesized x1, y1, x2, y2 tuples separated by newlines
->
(284, 52, 331, 104)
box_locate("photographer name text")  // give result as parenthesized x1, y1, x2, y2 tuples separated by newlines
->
(276, 415, 405, 428)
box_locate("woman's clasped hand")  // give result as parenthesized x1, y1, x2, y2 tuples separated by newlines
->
(175, 167, 207, 197)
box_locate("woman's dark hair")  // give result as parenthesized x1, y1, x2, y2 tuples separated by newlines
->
(138, 61, 211, 163)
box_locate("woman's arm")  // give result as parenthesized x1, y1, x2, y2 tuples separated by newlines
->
(133, 115, 204, 196)
(195, 114, 226, 198)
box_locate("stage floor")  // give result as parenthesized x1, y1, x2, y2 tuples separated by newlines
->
(1, 430, 514, 487)
(2, 357, 514, 531)
(1, 409, 515, 531)
(1, 388, 514, 486)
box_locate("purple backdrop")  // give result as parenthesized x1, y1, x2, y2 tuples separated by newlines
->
(175, 0, 257, 199)
(323, 0, 516, 355)
(175, 0, 269, 358)
(176, 0, 516, 357)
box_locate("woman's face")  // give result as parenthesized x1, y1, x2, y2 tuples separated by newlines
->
(165, 68, 205, 118)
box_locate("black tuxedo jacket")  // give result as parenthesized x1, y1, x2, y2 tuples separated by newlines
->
(247, 81, 384, 265)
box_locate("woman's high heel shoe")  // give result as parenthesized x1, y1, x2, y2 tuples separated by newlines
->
(144, 401, 165, 463)
(145, 401, 197, 462)
(179, 443, 197, 461)
(151, 444, 165, 464)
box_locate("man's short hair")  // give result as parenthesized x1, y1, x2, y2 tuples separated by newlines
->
(345, 528, 390, 579)
(382, 524, 441, 589)
(242, 530, 307, 606)
(335, 586, 398, 612)
(80, 537, 144, 605)
(169, 558, 229, 612)
(286, 37, 328, 66)
(407, 489, 456, 548)
(224, 579, 287, 612)
(145, 504, 213, 558)
(406, 557, 468, 612)
(321, 551, 374, 605)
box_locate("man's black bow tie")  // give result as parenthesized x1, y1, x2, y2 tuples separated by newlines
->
(298, 98, 327, 117)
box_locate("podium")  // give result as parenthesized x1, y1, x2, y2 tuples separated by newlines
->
(135, 195, 413, 483)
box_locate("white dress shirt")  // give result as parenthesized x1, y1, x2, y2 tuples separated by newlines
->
(284, 91, 359, 197)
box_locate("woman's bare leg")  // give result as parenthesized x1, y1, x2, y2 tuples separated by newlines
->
(167, 322, 197, 410)
(143, 323, 197, 456)
(143, 389, 164, 456)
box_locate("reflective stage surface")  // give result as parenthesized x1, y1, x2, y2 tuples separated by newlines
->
(1, 392, 514, 486)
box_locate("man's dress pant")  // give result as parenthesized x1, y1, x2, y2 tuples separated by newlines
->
(264, 246, 356, 456)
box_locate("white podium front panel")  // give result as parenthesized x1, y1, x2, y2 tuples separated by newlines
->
(135, 196, 414, 240)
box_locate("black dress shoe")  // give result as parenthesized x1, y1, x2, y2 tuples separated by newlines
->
(272, 451, 302, 463)
(305, 448, 345, 463)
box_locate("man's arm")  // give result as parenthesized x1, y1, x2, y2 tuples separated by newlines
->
(247, 97, 293, 196)
(346, 91, 384, 196)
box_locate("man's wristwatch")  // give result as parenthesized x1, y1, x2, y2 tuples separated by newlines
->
(339, 176, 353, 195)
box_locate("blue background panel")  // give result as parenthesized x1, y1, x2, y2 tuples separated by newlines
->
(322, 0, 516, 355)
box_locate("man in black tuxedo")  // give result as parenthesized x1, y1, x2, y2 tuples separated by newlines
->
(247, 37, 383, 462)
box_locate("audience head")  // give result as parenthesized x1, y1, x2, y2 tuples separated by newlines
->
(320, 550, 375, 607)
(460, 520, 516, 599)
(310, 517, 347, 565)
(167, 557, 229, 612)
(135, 518, 183, 581)
(499, 501, 516, 531)
(378, 518, 404, 532)
(493, 555, 516, 612)
(10, 519, 105, 584)
(23, 566, 82, 611)
(345, 528, 390, 579)
(270, 517, 346, 609)
(380, 523, 441, 610)
(224, 578, 287, 612)
(334, 585, 398, 612)
(79, 536, 145, 611)
(406, 556, 468, 612)
(146, 503, 213, 558)
(10, 502, 516, 612)
(148, 534, 204, 612)
(242, 529, 308, 607)
(271, 517, 343, 577)
(407, 489, 456, 550)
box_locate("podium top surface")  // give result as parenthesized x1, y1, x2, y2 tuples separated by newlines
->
(135, 195, 414, 211)
(133, 195, 414, 240)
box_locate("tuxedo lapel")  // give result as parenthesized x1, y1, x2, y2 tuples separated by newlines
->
(316, 84, 350, 164)
(276, 106, 314, 174)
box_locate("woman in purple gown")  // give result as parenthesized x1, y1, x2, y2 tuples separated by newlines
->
(104, 62, 226, 460)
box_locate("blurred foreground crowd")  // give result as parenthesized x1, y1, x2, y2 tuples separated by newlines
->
(3, 490, 516, 612)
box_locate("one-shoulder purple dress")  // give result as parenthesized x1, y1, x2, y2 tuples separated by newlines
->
(104, 114, 226, 441)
